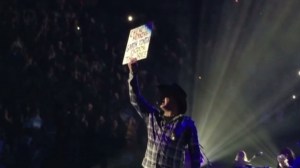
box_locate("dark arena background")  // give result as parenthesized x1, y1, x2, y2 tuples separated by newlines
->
(0, 0, 300, 168)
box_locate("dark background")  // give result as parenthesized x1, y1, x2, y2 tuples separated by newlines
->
(0, 0, 300, 167)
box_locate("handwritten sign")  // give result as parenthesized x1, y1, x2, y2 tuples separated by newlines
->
(122, 22, 153, 65)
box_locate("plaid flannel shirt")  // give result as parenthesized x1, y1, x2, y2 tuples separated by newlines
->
(128, 71, 202, 168)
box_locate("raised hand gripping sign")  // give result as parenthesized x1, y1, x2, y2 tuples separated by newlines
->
(122, 22, 153, 65)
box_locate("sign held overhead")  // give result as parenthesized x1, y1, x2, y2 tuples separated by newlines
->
(122, 22, 153, 65)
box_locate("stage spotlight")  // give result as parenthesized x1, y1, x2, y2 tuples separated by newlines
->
(185, 0, 300, 167)
(128, 15, 133, 22)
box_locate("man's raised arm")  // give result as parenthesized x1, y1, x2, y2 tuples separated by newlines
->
(127, 60, 158, 119)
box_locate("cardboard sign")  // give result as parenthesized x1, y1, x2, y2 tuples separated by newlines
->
(122, 22, 153, 65)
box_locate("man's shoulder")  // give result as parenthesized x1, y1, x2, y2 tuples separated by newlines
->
(182, 115, 195, 122)
(181, 115, 196, 127)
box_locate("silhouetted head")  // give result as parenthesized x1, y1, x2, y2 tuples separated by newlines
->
(157, 83, 187, 114)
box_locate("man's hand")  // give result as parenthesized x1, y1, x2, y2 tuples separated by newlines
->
(128, 58, 138, 73)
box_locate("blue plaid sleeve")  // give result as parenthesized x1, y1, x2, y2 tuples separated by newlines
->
(187, 120, 203, 168)
(128, 71, 159, 119)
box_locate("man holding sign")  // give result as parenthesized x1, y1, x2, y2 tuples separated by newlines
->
(127, 58, 203, 168)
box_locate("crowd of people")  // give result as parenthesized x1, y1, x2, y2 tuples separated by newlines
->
(233, 148, 300, 168)
(0, 0, 184, 168)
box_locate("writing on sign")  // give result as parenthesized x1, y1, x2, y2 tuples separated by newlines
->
(122, 23, 153, 65)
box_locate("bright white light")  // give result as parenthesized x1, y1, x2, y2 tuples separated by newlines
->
(128, 15, 133, 22)
(186, 0, 300, 167)
(198, 76, 202, 80)
(77, 26, 80, 30)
